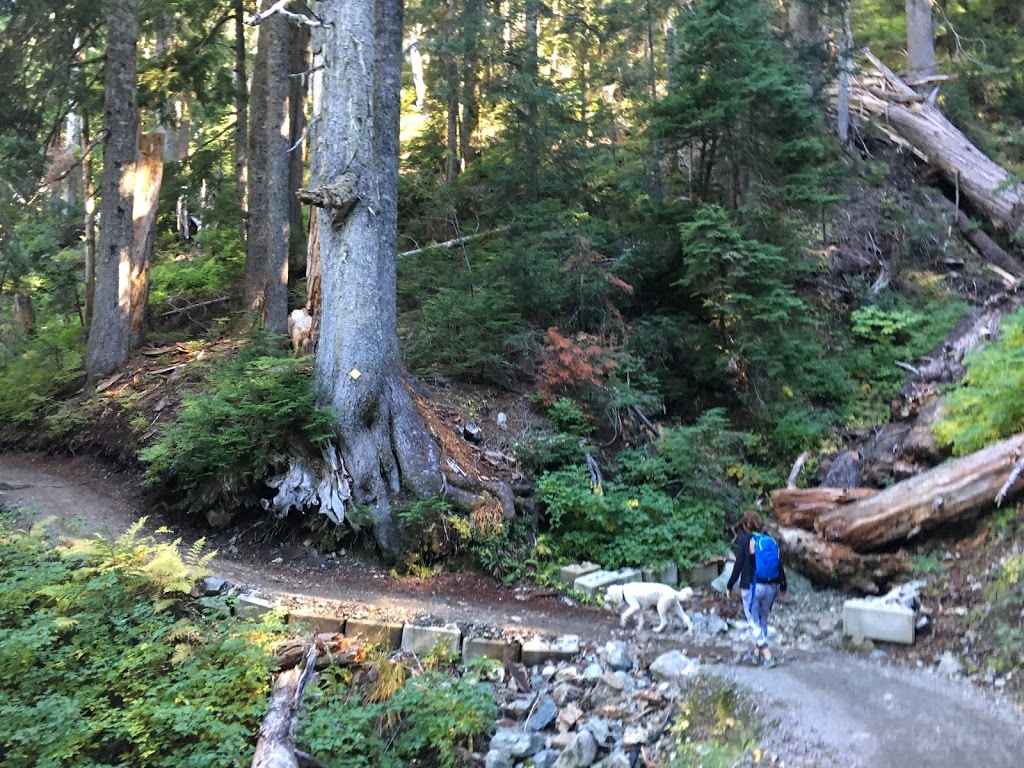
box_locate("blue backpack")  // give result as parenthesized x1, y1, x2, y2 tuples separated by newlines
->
(752, 533, 781, 582)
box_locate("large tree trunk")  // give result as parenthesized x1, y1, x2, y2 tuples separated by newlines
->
(838, 54, 1024, 234)
(85, 0, 138, 379)
(788, 1, 820, 45)
(815, 433, 1024, 550)
(771, 487, 879, 529)
(459, 0, 482, 166)
(905, 0, 937, 80)
(127, 133, 165, 350)
(775, 526, 911, 594)
(445, 0, 460, 182)
(244, 2, 291, 336)
(81, 111, 97, 329)
(524, 0, 540, 201)
(288, 23, 310, 274)
(308, 0, 443, 557)
(234, 0, 249, 223)
(13, 294, 35, 337)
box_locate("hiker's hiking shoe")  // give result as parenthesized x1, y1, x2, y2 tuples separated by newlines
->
(743, 652, 760, 666)
(761, 657, 778, 669)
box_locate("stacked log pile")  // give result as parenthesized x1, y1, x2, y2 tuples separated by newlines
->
(771, 433, 1024, 594)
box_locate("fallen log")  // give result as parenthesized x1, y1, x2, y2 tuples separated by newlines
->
(771, 487, 878, 530)
(834, 51, 1024, 235)
(252, 644, 320, 768)
(816, 432, 1024, 550)
(774, 526, 911, 595)
(274, 633, 366, 670)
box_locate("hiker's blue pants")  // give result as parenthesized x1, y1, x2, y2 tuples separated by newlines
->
(741, 584, 777, 648)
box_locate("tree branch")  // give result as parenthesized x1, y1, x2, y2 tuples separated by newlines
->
(246, 0, 321, 27)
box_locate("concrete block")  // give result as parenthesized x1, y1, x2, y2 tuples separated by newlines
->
(288, 610, 344, 634)
(521, 635, 580, 666)
(344, 619, 403, 649)
(402, 623, 461, 656)
(641, 562, 678, 586)
(687, 560, 721, 585)
(559, 562, 601, 587)
(843, 598, 915, 644)
(235, 594, 284, 621)
(573, 568, 643, 598)
(463, 637, 522, 664)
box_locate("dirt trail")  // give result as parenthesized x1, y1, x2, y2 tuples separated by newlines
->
(3, 451, 1023, 768)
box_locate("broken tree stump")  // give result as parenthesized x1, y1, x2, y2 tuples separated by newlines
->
(252, 644, 320, 768)
(771, 487, 878, 530)
(816, 432, 1024, 550)
(775, 526, 911, 595)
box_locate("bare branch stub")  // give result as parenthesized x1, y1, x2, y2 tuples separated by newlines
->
(246, 0, 321, 28)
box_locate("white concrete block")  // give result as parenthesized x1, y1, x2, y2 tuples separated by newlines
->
(843, 598, 915, 644)
(573, 568, 643, 597)
(521, 635, 580, 666)
(402, 623, 461, 656)
(559, 562, 601, 587)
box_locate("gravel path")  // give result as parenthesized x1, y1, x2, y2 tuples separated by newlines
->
(4, 450, 1023, 767)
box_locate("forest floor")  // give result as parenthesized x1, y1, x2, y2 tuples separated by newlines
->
(2, 450, 1023, 768)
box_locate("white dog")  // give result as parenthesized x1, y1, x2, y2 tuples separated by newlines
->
(604, 582, 694, 633)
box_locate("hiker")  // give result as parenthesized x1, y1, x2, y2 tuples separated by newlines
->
(726, 510, 787, 667)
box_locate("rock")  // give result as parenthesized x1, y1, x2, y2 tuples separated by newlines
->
(553, 730, 598, 768)
(604, 641, 632, 671)
(463, 421, 483, 442)
(785, 569, 815, 595)
(202, 576, 227, 595)
(554, 666, 582, 684)
(583, 663, 604, 681)
(526, 694, 558, 732)
(704, 615, 729, 635)
(485, 750, 514, 768)
(496, 411, 508, 430)
(551, 682, 584, 706)
(710, 561, 734, 593)
(502, 693, 537, 720)
(593, 751, 631, 768)
(490, 728, 544, 759)
(821, 449, 861, 488)
(935, 651, 962, 677)
(581, 718, 611, 747)
(622, 725, 648, 745)
(649, 651, 699, 685)
(527, 750, 558, 768)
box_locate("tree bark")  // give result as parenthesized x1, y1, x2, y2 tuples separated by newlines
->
(905, 0, 937, 79)
(81, 110, 97, 330)
(309, 0, 443, 557)
(771, 487, 879, 530)
(234, 0, 249, 223)
(775, 526, 911, 594)
(815, 433, 1024, 550)
(85, 0, 138, 379)
(127, 133, 165, 350)
(524, 0, 540, 201)
(788, 1, 820, 45)
(288, 23, 310, 274)
(13, 294, 35, 337)
(445, 0, 460, 182)
(459, 0, 481, 166)
(251, 645, 319, 768)
(245, 2, 291, 335)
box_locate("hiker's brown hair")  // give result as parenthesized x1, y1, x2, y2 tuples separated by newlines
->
(739, 510, 763, 534)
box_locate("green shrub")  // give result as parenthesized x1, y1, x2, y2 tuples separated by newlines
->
(139, 339, 336, 522)
(544, 397, 593, 435)
(934, 309, 1024, 455)
(513, 430, 588, 474)
(297, 668, 496, 767)
(0, 323, 84, 428)
(0, 516, 280, 768)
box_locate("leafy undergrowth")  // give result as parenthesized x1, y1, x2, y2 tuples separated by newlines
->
(897, 502, 1024, 702)
(0, 512, 498, 767)
(652, 677, 763, 768)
